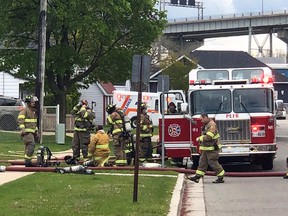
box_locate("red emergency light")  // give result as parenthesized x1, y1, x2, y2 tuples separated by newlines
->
(251, 125, 259, 132)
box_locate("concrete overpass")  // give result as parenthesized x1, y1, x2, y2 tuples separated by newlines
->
(163, 10, 288, 57)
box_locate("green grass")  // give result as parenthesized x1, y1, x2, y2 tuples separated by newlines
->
(0, 171, 177, 216)
(0, 131, 72, 161)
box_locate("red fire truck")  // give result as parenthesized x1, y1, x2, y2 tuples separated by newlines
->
(159, 67, 277, 170)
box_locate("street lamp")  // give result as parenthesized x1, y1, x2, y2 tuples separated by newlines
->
(262, 0, 264, 15)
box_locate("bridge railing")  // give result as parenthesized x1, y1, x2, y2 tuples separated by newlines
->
(168, 10, 288, 23)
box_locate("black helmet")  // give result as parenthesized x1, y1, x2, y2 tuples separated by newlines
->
(25, 95, 38, 103)
(106, 104, 116, 114)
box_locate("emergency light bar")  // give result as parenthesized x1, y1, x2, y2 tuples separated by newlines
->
(250, 76, 273, 84)
(189, 79, 212, 85)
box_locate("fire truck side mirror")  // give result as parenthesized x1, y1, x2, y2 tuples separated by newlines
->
(180, 103, 188, 114)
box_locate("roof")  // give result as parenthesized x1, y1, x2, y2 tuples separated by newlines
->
(97, 82, 115, 96)
(150, 55, 192, 80)
(190, 50, 267, 69)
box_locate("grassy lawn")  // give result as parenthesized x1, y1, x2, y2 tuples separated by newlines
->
(0, 129, 179, 215)
(0, 131, 72, 160)
(0, 171, 177, 216)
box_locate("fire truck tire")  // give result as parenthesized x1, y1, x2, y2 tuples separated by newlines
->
(261, 155, 274, 170)
(130, 117, 137, 128)
(191, 157, 199, 170)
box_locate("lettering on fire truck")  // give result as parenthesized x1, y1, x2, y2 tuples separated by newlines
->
(225, 113, 239, 118)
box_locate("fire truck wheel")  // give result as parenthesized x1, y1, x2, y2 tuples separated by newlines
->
(130, 117, 137, 128)
(191, 157, 199, 170)
(261, 155, 274, 170)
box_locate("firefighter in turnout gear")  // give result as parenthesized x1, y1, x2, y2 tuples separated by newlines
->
(71, 99, 95, 161)
(17, 95, 39, 167)
(139, 103, 153, 162)
(87, 125, 110, 167)
(188, 113, 225, 183)
(106, 104, 127, 166)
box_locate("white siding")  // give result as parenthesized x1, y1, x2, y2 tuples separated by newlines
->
(79, 83, 105, 125)
(0, 72, 26, 98)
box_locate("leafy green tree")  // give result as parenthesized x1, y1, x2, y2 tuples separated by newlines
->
(161, 55, 197, 94)
(0, 0, 166, 123)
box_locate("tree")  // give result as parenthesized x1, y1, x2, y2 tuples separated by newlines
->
(0, 0, 167, 123)
(161, 54, 197, 94)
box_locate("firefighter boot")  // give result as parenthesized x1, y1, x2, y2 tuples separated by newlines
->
(187, 174, 202, 183)
(25, 159, 35, 167)
(283, 173, 288, 179)
(213, 176, 225, 183)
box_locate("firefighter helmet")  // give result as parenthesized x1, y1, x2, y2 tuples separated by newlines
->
(25, 95, 38, 103)
(106, 104, 116, 114)
(140, 103, 148, 111)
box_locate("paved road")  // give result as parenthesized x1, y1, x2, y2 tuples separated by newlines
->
(203, 119, 288, 216)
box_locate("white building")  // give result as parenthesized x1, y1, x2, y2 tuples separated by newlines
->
(79, 82, 115, 125)
(0, 71, 27, 98)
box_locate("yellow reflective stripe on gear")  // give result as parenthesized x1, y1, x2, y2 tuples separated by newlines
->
(107, 116, 113, 124)
(96, 144, 109, 149)
(143, 125, 148, 130)
(199, 146, 215, 151)
(217, 170, 225, 176)
(115, 160, 127, 164)
(124, 149, 132, 153)
(18, 115, 25, 119)
(196, 170, 205, 176)
(115, 120, 123, 124)
(25, 155, 32, 159)
(206, 131, 214, 138)
(213, 134, 220, 139)
(19, 124, 25, 129)
(83, 112, 89, 118)
(94, 157, 101, 160)
(24, 119, 37, 123)
(140, 133, 152, 137)
(25, 128, 36, 133)
(139, 158, 146, 162)
(199, 135, 203, 142)
(74, 127, 87, 131)
(112, 128, 123, 134)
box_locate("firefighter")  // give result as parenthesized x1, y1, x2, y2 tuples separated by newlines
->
(139, 103, 154, 162)
(17, 95, 39, 167)
(71, 99, 95, 161)
(106, 104, 127, 166)
(168, 102, 177, 114)
(188, 113, 225, 183)
(87, 125, 110, 167)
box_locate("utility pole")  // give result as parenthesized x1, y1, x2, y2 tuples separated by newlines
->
(35, 0, 47, 144)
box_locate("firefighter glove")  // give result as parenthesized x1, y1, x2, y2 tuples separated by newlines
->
(196, 136, 203, 142)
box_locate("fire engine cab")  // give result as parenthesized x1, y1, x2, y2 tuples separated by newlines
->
(159, 67, 277, 170)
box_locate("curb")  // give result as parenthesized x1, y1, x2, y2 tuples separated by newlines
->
(167, 173, 185, 216)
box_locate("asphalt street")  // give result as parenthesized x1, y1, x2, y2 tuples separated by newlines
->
(203, 118, 288, 216)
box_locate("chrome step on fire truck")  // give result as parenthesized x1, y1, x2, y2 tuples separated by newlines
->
(159, 67, 277, 170)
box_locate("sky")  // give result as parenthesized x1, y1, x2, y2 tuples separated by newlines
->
(161, 0, 288, 56)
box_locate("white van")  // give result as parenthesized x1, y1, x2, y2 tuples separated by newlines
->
(275, 99, 286, 119)
(113, 90, 186, 127)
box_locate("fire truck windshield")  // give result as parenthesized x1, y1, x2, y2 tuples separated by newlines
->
(191, 88, 273, 115)
(191, 89, 232, 115)
(233, 88, 273, 113)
